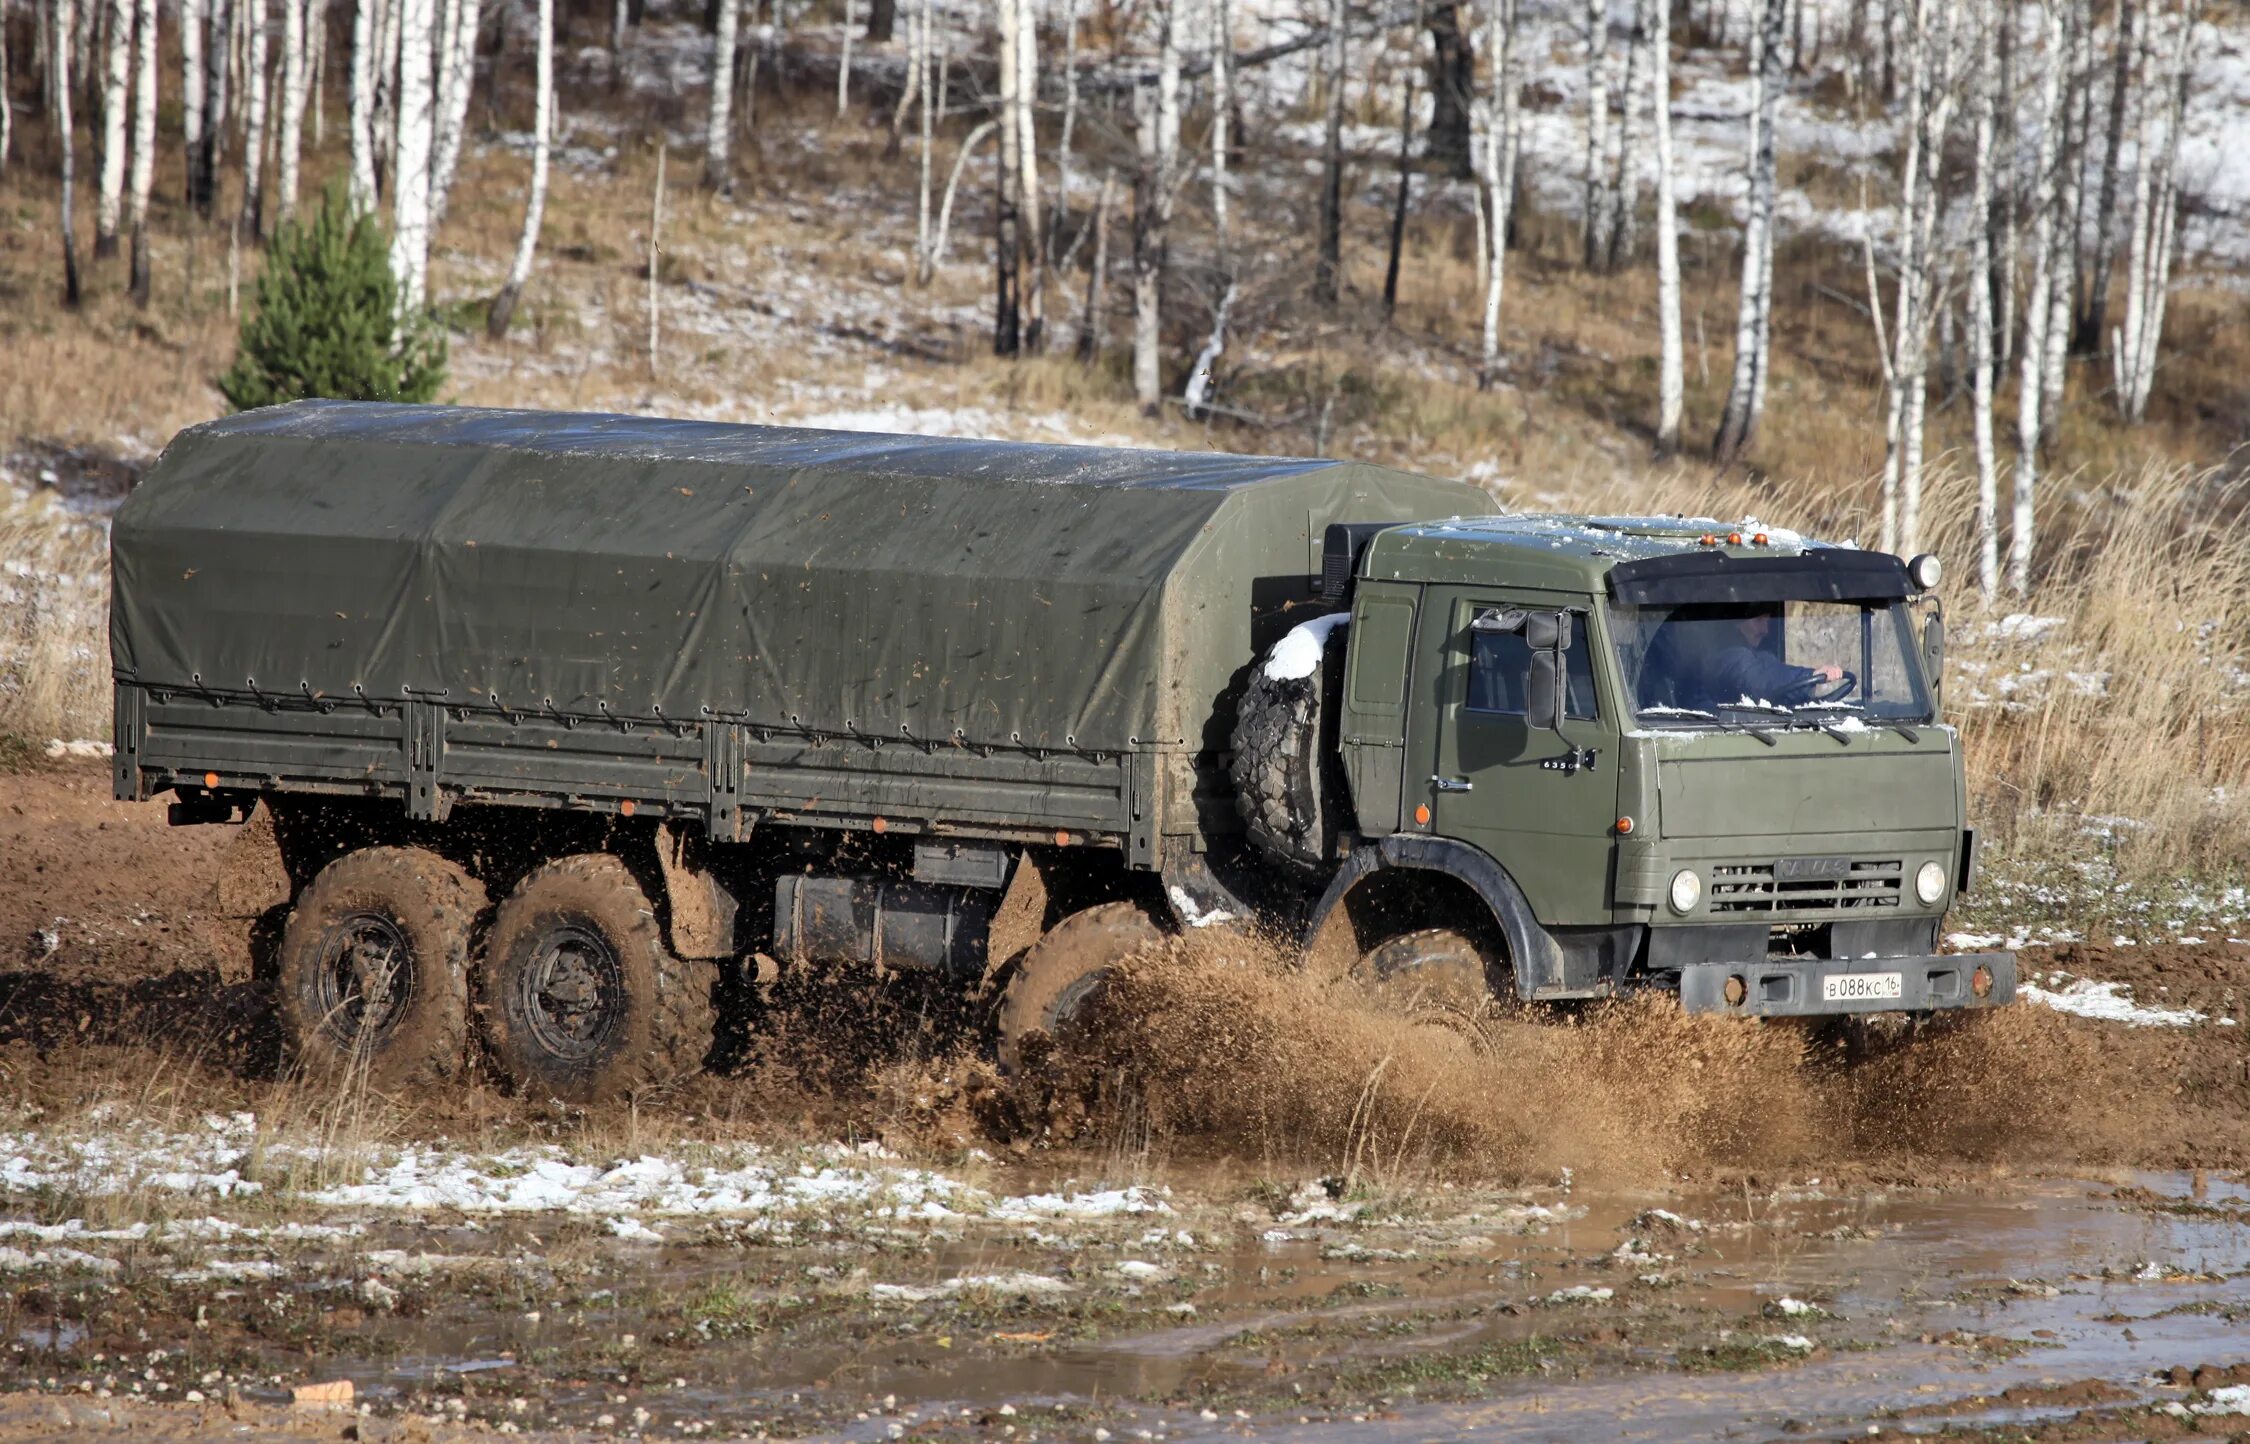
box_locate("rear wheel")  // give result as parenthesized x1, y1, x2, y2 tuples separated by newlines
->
(478, 853, 716, 1104)
(1349, 927, 1508, 1028)
(275, 847, 485, 1089)
(996, 902, 1165, 1071)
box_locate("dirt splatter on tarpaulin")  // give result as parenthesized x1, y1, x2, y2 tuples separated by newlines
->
(1009, 936, 2195, 1185)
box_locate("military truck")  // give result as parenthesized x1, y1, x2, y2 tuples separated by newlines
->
(111, 402, 2014, 1101)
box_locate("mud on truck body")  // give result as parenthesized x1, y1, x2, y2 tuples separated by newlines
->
(110, 402, 2014, 1101)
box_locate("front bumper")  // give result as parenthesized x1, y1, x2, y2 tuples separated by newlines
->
(1676, 951, 2016, 1017)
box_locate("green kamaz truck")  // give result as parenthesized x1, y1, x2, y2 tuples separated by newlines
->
(111, 402, 2014, 1100)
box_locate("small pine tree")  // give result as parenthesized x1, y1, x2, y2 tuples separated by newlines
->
(218, 188, 449, 411)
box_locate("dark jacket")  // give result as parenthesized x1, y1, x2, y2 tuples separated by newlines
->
(1694, 645, 1820, 707)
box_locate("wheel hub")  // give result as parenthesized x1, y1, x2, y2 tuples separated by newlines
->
(314, 912, 414, 1048)
(519, 922, 624, 1061)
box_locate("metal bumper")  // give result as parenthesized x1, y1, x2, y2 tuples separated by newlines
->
(1676, 951, 2016, 1017)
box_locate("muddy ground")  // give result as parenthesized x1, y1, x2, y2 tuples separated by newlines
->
(4, 756, 2250, 1441)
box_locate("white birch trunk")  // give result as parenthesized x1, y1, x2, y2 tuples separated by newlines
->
(1608, 0, 1648, 268)
(310, 0, 325, 145)
(96, 0, 131, 254)
(58, 0, 83, 304)
(2008, 6, 2064, 596)
(241, 0, 269, 236)
(0, 3, 9, 178)
(278, 0, 306, 224)
(182, 0, 207, 205)
(1967, 6, 1997, 599)
(1181, 279, 1235, 417)
(2037, 1, 2087, 449)
(995, 0, 1020, 343)
(1896, 0, 1959, 555)
(1015, 0, 1043, 349)
(1132, 0, 1178, 414)
(204, 0, 232, 213)
(1715, 0, 1782, 461)
(488, 0, 550, 335)
(706, 0, 738, 188)
(1582, 0, 1609, 268)
(648, 140, 664, 375)
(915, 0, 933, 277)
(127, 0, 156, 300)
(349, 0, 376, 209)
(1476, 0, 1518, 390)
(429, 0, 479, 222)
(1652, 0, 1681, 449)
(837, 0, 853, 116)
(376, 0, 399, 178)
(1053, 0, 1077, 257)
(929, 117, 996, 273)
(389, 0, 435, 310)
(1208, 0, 1228, 248)
(2113, 0, 2191, 423)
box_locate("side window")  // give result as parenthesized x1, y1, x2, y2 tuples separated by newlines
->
(1467, 618, 1598, 719)
(1348, 595, 1416, 711)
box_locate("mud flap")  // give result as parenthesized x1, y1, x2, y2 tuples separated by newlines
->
(205, 803, 292, 983)
(656, 823, 739, 961)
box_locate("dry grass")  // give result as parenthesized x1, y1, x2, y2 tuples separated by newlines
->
(0, 485, 110, 744)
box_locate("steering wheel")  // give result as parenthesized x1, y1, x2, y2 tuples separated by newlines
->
(1803, 670, 1859, 704)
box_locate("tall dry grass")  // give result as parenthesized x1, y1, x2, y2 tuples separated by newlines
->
(0, 486, 111, 745)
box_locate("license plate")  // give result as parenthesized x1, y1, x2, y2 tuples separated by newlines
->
(1823, 971, 1904, 1002)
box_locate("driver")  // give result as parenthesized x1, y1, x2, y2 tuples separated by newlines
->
(1692, 610, 1843, 708)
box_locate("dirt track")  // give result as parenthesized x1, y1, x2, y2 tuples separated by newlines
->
(5, 755, 2250, 1441)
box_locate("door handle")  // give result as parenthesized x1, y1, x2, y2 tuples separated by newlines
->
(1430, 776, 1474, 793)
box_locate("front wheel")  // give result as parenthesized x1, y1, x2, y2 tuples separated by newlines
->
(478, 853, 715, 1104)
(996, 902, 1165, 1071)
(275, 847, 485, 1089)
(1349, 927, 1509, 1029)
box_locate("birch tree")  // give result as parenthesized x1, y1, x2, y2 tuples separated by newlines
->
(430, 0, 481, 222)
(278, 0, 307, 225)
(2038, 2, 2089, 448)
(127, 0, 156, 303)
(1581, 0, 1610, 269)
(1011, 0, 1044, 351)
(195, 0, 230, 216)
(2009, 6, 2065, 596)
(1313, 0, 1348, 304)
(240, 0, 269, 237)
(1651, 0, 1681, 449)
(1607, 0, 1649, 269)
(181, 0, 206, 211)
(96, 0, 131, 257)
(994, 0, 1022, 350)
(488, 0, 551, 337)
(1713, 0, 1784, 463)
(2112, 0, 2193, 423)
(0, 4, 9, 179)
(57, 0, 83, 304)
(706, 0, 738, 188)
(390, 0, 436, 310)
(1966, 5, 1998, 598)
(349, 0, 376, 209)
(1132, 2, 1180, 414)
(1474, 0, 1519, 390)
(1208, 0, 1230, 248)
(2081, 0, 2136, 353)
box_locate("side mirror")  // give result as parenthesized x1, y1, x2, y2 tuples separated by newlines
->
(1526, 651, 1567, 731)
(1523, 610, 1572, 653)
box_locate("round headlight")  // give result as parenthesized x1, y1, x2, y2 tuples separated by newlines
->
(1907, 553, 1944, 591)
(1668, 869, 1703, 915)
(1914, 860, 1947, 905)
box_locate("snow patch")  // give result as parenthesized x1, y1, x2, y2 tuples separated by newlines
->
(2022, 978, 2207, 1028)
(1263, 613, 1350, 682)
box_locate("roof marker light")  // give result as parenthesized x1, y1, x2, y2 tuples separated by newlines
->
(1753, 532, 1770, 546)
(1699, 534, 1718, 546)
(1727, 532, 1743, 545)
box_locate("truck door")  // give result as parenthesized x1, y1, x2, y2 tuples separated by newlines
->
(1422, 593, 1617, 926)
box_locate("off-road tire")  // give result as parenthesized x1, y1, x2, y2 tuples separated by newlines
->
(275, 847, 485, 1090)
(478, 853, 717, 1104)
(1230, 627, 1350, 872)
(996, 902, 1165, 1072)
(1353, 927, 1508, 1026)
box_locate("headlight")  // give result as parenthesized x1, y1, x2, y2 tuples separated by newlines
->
(1907, 553, 1944, 590)
(1915, 860, 1947, 905)
(1668, 869, 1703, 915)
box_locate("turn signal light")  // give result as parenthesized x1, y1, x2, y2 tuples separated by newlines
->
(1414, 804, 1432, 826)
(1615, 816, 1635, 835)
(1972, 965, 1994, 998)
(204, 771, 220, 788)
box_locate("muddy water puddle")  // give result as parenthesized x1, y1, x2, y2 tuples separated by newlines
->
(9, 1168, 2249, 1440)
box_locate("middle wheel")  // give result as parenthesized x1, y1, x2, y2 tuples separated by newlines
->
(477, 852, 716, 1103)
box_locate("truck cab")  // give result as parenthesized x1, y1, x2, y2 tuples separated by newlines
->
(1302, 515, 2011, 1019)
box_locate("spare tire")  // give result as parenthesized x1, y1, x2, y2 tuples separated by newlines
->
(1230, 619, 1352, 872)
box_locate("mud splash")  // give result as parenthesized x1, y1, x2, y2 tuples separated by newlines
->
(1015, 937, 2173, 1185)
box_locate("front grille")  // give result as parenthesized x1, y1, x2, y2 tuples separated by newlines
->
(1708, 859, 1904, 914)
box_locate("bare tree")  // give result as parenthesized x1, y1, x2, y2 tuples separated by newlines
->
(1012, 0, 1045, 351)
(1651, 0, 1681, 449)
(915, 0, 934, 274)
(1714, 0, 1785, 463)
(1474, 0, 1518, 389)
(278, 0, 307, 225)
(1581, 0, 1610, 268)
(429, 0, 481, 221)
(995, 0, 1022, 350)
(2009, 5, 2065, 596)
(1607, 0, 1650, 269)
(489, 0, 551, 337)
(1966, 3, 1997, 597)
(95, 0, 130, 256)
(126, 0, 155, 301)
(57, 0, 84, 304)
(240, 0, 269, 238)
(2080, 0, 2137, 353)
(837, 0, 854, 115)
(0, 0, 10, 179)
(349, 0, 376, 209)
(2112, 0, 2193, 423)
(389, 0, 435, 309)
(1313, 0, 1348, 303)
(2038, 0, 2090, 448)
(195, 0, 230, 216)
(1133, 1, 1180, 414)
(179, 0, 206, 210)
(1208, 0, 1230, 247)
(1078, 168, 1114, 362)
(706, 0, 738, 188)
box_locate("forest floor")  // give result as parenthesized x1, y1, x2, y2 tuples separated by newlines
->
(3, 754, 2249, 1441)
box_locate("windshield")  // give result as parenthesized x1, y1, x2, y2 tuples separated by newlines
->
(1608, 599, 1934, 726)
